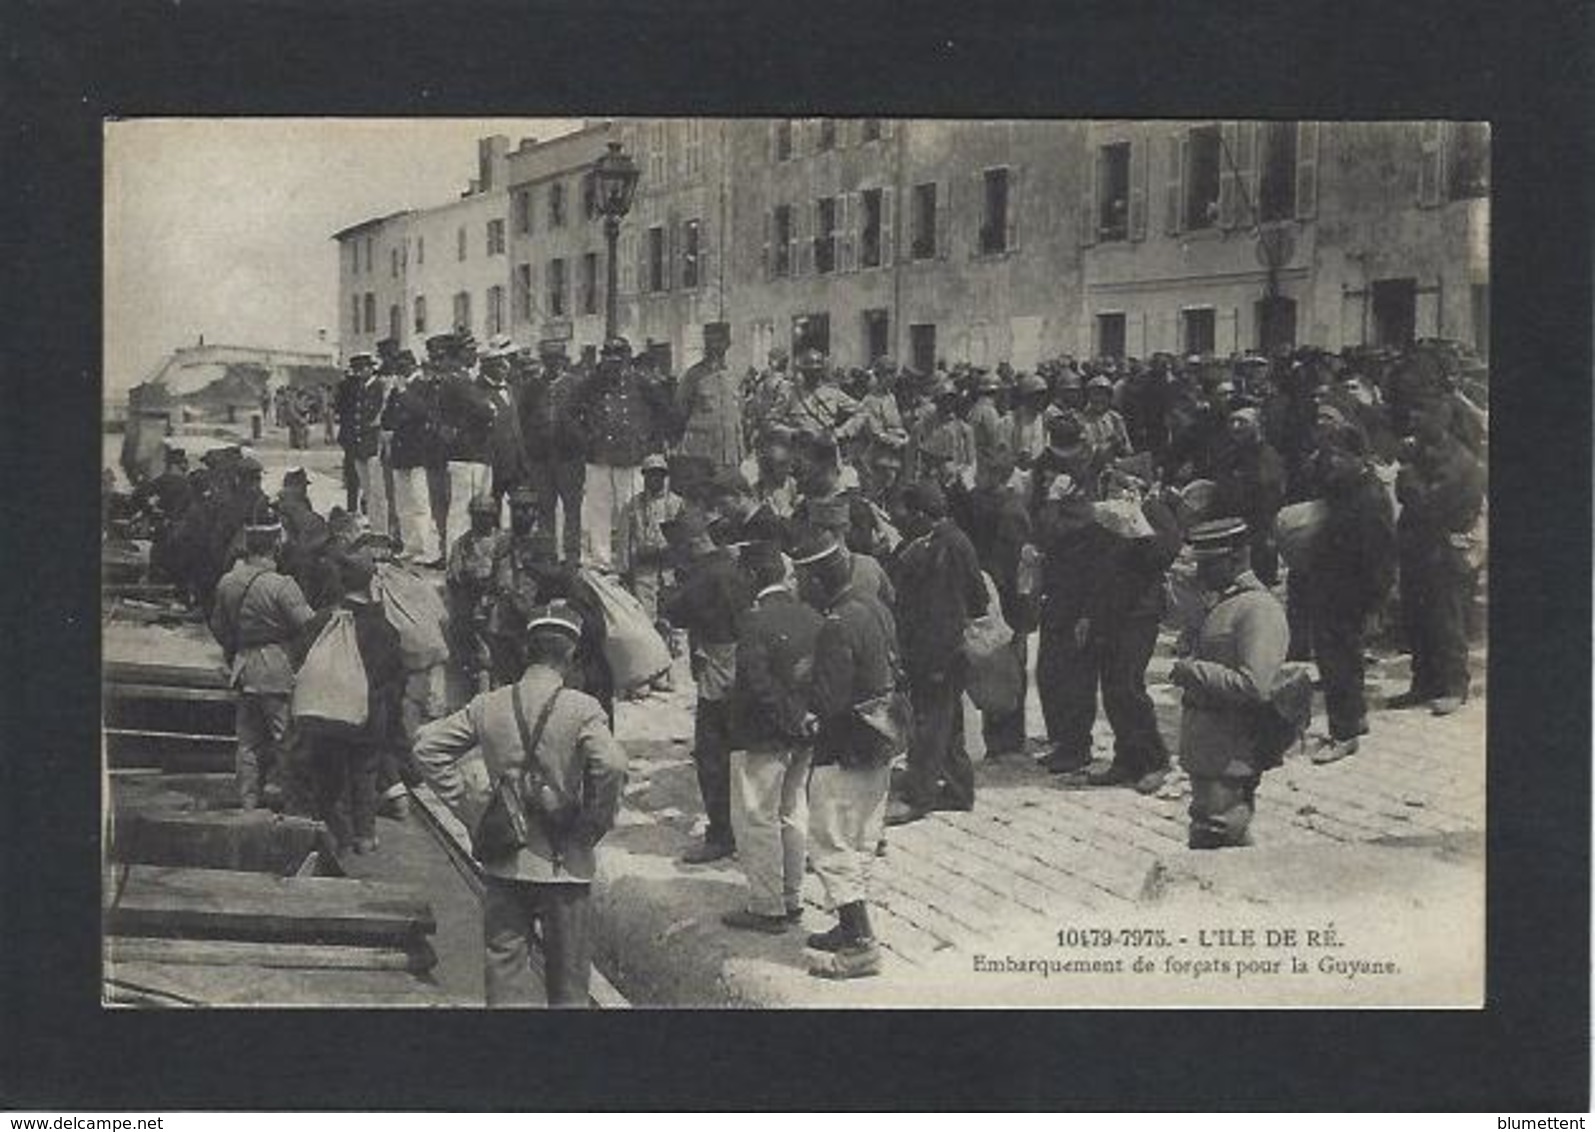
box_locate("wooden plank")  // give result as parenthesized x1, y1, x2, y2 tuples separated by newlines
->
(107, 865, 436, 945)
(105, 728, 236, 745)
(106, 683, 238, 704)
(106, 934, 434, 973)
(103, 659, 231, 690)
(103, 960, 451, 1007)
(108, 809, 334, 875)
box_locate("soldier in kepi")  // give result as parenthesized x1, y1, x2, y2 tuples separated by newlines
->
(1167, 517, 1291, 850)
(207, 502, 316, 810)
(413, 599, 629, 1008)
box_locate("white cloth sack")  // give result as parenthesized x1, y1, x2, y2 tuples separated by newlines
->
(292, 609, 369, 733)
(373, 562, 450, 671)
(579, 567, 673, 690)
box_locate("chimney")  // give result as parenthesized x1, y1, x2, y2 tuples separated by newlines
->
(478, 135, 511, 191)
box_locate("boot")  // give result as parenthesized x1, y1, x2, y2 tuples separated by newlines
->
(805, 921, 851, 953)
(810, 902, 882, 979)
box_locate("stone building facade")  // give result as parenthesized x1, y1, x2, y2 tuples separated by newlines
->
(336, 120, 1489, 371)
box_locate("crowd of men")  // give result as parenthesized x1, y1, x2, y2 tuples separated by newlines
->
(110, 322, 1488, 999)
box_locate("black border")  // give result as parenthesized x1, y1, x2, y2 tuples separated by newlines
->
(6, 0, 1589, 1111)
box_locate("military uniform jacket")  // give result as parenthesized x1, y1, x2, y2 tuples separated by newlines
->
(1176, 573, 1289, 780)
(208, 561, 315, 694)
(809, 583, 901, 768)
(437, 373, 499, 465)
(891, 518, 987, 680)
(344, 377, 387, 460)
(382, 375, 444, 470)
(729, 588, 825, 752)
(570, 368, 668, 468)
(676, 358, 746, 471)
(413, 666, 627, 883)
(776, 381, 860, 438)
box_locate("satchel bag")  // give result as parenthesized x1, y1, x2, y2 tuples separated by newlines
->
(1252, 663, 1315, 771)
(470, 684, 563, 864)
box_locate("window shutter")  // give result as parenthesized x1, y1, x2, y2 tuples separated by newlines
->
(797, 201, 812, 276)
(1417, 121, 1442, 207)
(665, 221, 677, 292)
(1129, 137, 1149, 241)
(1005, 164, 1023, 251)
(972, 170, 986, 254)
(839, 192, 856, 272)
(1219, 121, 1240, 228)
(880, 186, 895, 267)
(1082, 144, 1099, 246)
(1295, 121, 1320, 219)
(1165, 129, 1185, 234)
(935, 179, 951, 259)
(639, 228, 651, 294)
(698, 221, 712, 292)
(762, 210, 772, 281)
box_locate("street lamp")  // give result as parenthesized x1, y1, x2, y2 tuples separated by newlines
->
(592, 141, 641, 342)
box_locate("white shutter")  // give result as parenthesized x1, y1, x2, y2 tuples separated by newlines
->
(1005, 164, 1022, 251)
(1219, 122, 1240, 228)
(762, 210, 772, 280)
(1082, 143, 1099, 246)
(1165, 129, 1185, 234)
(1296, 121, 1321, 219)
(839, 192, 856, 272)
(698, 220, 712, 292)
(1129, 137, 1149, 241)
(666, 220, 677, 292)
(935, 179, 951, 259)
(880, 185, 895, 267)
(1239, 121, 1259, 221)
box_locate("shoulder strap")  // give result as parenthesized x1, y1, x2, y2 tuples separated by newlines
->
(224, 568, 272, 653)
(511, 681, 566, 798)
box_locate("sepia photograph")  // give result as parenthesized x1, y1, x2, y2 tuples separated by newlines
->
(101, 117, 1490, 1010)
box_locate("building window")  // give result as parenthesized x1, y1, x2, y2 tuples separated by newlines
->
(1449, 123, 1490, 200)
(864, 309, 890, 363)
(648, 122, 667, 185)
(980, 167, 1010, 254)
(581, 252, 599, 315)
(487, 219, 506, 256)
(1181, 308, 1216, 355)
(515, 189, 532, 234)
(414, 296, 427, 335)
(909, 323, 937, 377)
(775, 120, 794, 161)
(911, 182, 938, 259)
(515, 264, 532, 320)
(815, 197, 838, 274)
(817, 119, 836, 151)
(1098, 143, 1131, 241)
(681, 220, 700, 289)
(862, 118, 882, 143)
(363, 292, 376, 334)
(416, 236, 424, 264)
(364, 237, 373, 273)
(549, 182, 566, 229)
(1372, 278, 1417, 347)
(352, 294, 362, 334)
(860, 189, 884, 268)
(457, 226, 467, 261)
(391, 247, 400, 277)
(1185, 125, 1222, 231)
(683, 119, 703, 177)
(581, 172, 599, 220)
(452, 291, 472, 334)
(647, 226, 667, 292)
(1096, 313, 1127, 359)
(547, 258, 568, 317)
(389, 304, 401, 341)
(1258, 122, 1298, 222)
(1256, 295, 1297, 354)
(486, 286, 505, 335)
(773, 204, 793, 276)
(791, 312, 830, 357)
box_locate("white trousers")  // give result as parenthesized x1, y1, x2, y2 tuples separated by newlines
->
(444, 461, 494, 560)
(580, 463, 641, 571)
(357, 456, 390, 537)
(393, 466, 441, 562)
(807, 761, 891, 911)
(729, 747, 812, 918)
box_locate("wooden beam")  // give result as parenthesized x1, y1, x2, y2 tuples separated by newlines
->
(106, 683, 238, 705)
(107, 865, 437, 945)
(106, 935, 435, 974)
(103, 660, 231, 690)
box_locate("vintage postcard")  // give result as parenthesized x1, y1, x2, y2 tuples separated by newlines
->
(101, 118, 1487, 1008)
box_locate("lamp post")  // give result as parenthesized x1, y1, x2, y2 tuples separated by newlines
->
(592, 141, 641, 343)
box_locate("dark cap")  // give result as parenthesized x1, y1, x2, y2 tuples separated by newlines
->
(601, 336, 632, 359)
(703, 321, 731, 347)
(741, 538, 785, 577)
(243, 500, 282, 535)
(787, 521, 842, 566)
(1187, 516, 1250, 558)
(903, 480, 948, 519)
(527, 598, 583, 640)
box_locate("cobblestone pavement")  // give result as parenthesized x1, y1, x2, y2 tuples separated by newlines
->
(607, 633, 1485, 1003)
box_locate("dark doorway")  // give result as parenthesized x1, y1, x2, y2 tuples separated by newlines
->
(1256, 295, 1298, 354)
(792, 312, 831, 358)
(909, 323, 937, 375)
(1372, 278, 1417, 347)
(1096, 313, 1127, 359)
(864, 309, 890, 364)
